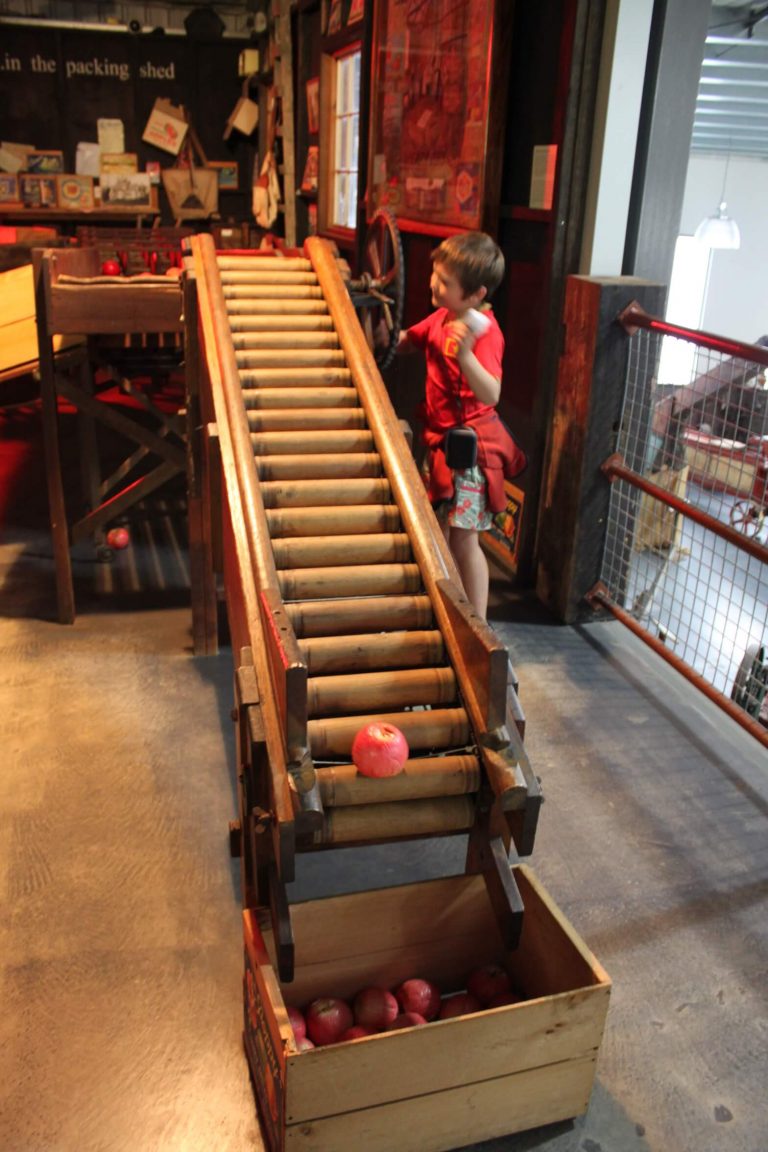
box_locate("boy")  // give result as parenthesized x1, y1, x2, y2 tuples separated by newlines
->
(396, 232, 525, 619)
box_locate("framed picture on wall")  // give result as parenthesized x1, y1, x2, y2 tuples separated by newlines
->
(19, 173, 58, 208)
(326, 0, 343, 35)
(208, 160, 239, 190)
(367, 0, 497, 231)
(347, 0, 364, 24)
(306, 77, 320, 135)
(99, 172, 152, 208)
(301, 146, 319, 193)
(483, 482, 525, 575)
(0, 172, 20, 205)
(57, 174, 95, 211)
(25, 149, 65, 174)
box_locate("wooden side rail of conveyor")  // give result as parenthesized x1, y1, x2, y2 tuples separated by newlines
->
(187, 235, 542, 979)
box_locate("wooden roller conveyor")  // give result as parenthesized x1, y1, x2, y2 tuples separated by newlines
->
(187, 237, 541, 979)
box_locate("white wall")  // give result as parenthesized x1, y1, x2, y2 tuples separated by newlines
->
(679, 153, 768, 345)
(579, 0, 654, 276)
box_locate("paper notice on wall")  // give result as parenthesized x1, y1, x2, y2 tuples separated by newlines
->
(0, 142, 35, 173)
(529, 144, 557, 210)
(76, 142, 101, 177)
(97, 119, 125, 155)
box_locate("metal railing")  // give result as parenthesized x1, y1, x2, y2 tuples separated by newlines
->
(588, 304, 768, 748)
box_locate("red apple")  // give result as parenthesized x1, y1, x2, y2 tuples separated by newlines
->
(101, 259, 122, 276)
(286, 1005, 306, 1041)
(387, 1012, 427, 1031)
(106, 526, 130, 550)
(295, 1036, 315, 1051)
(351, 722, 409, 778)
(305, 997, 353, 1047)
(487, 990, 521, 1008)
(338, 1025, 376, 1042)
(353, 986, 399, 1030)
(438, 993, 482, 1020)
(466, 964, 512, 1006)
(394, 977, 441, 1021)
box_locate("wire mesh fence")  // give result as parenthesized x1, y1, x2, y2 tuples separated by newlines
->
(599, 322, 768, 727)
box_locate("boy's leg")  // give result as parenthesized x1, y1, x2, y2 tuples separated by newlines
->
(449, 526, 489, 619)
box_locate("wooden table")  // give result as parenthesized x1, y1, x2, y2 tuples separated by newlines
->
(33, 247, 186, 624)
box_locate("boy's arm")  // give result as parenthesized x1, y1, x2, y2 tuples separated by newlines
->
(396, 329, 418, 354)
(373, 323, 418, 354)
(452, 324, 501, 405)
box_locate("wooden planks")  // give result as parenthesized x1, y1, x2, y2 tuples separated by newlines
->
(244, 868, 611, 1152)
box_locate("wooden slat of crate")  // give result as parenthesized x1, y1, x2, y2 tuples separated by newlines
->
(283, 1054, 598, 1152)
(284, 986, 607, 1124)
(288, 873, 500, 967)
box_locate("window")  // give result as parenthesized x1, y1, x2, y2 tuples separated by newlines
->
(657, 235, 711, 387)
(330, 46, 361, 230)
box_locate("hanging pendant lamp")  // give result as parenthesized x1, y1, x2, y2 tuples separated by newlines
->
(695, 152, 740, 250)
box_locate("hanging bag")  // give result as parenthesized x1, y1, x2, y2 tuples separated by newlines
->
(162, 121, 218, 222)
(252, 88, 281, 229)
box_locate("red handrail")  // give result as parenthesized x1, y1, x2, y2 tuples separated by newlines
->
(586, 583, 768, 750)
(618, 302, 768, 368)
(602, 453, 768, 566)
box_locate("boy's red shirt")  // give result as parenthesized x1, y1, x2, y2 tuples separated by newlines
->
(406, 306, 503, 432)
(406, 307, 526, 513)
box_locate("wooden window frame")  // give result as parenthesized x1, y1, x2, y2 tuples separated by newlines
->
(318, 38, 362, 247)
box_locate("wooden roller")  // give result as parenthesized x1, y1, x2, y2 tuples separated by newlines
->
(316, 796, 476, 845)
(307, 667, 457, 717)
(236, 349, 346, 368)
(299, 630, 444, 674)
(220, 270, 319, 285)
(240, 368, 352, 388)
(232, 331, 340, 350)
(285, 593, 432, 637)
(271, 532, 410, 569)
(217, 256, 313, 271)
(307, 708, 471, 758)
(317, 754, 480, 806)
(242, 387, 359, 409)
(251, 430, 373, 456)
(256, 452, 382, 482)
(223, 285, 325, 299)
(248, 408, 366, 432)
(226, 298, 329, 314)
(265, 504, 401, 537)
(277, 562, 422, 600)
(259, 477, 391, 507)
(228, 315, 335, 332)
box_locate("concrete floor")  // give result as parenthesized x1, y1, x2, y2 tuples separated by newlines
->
(1, 411, 766, 1152)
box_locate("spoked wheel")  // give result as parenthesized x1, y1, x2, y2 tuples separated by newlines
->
(351, 208, 405, 370)
(729, 499, 764, 537)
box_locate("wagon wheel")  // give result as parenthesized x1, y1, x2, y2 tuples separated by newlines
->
(353, 208, 404, 370)
(729, 499, 764, 537)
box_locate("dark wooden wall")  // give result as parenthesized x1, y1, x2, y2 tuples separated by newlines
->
(381, 0, 605, 585)
(0, 24, 254, 223)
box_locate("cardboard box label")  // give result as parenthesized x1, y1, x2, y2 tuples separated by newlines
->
(142, 99, 188, 156)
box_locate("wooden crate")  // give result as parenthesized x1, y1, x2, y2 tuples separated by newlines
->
(0, 263, 81, 379)
(243, 865, 611, 1152)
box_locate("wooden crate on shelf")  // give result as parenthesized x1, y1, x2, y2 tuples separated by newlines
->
(243, 866, 611, 1152)
(0, 262, 82, 380)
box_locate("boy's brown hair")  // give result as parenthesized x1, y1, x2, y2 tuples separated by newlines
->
(432, 231, 505, 300)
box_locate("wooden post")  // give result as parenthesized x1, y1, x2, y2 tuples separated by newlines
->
(33, 250, 75, 624)
(274, 0, 297, 247)
(535, 275, 665, 623)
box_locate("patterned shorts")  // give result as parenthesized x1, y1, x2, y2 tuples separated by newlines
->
(424, 461, 493, 531)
